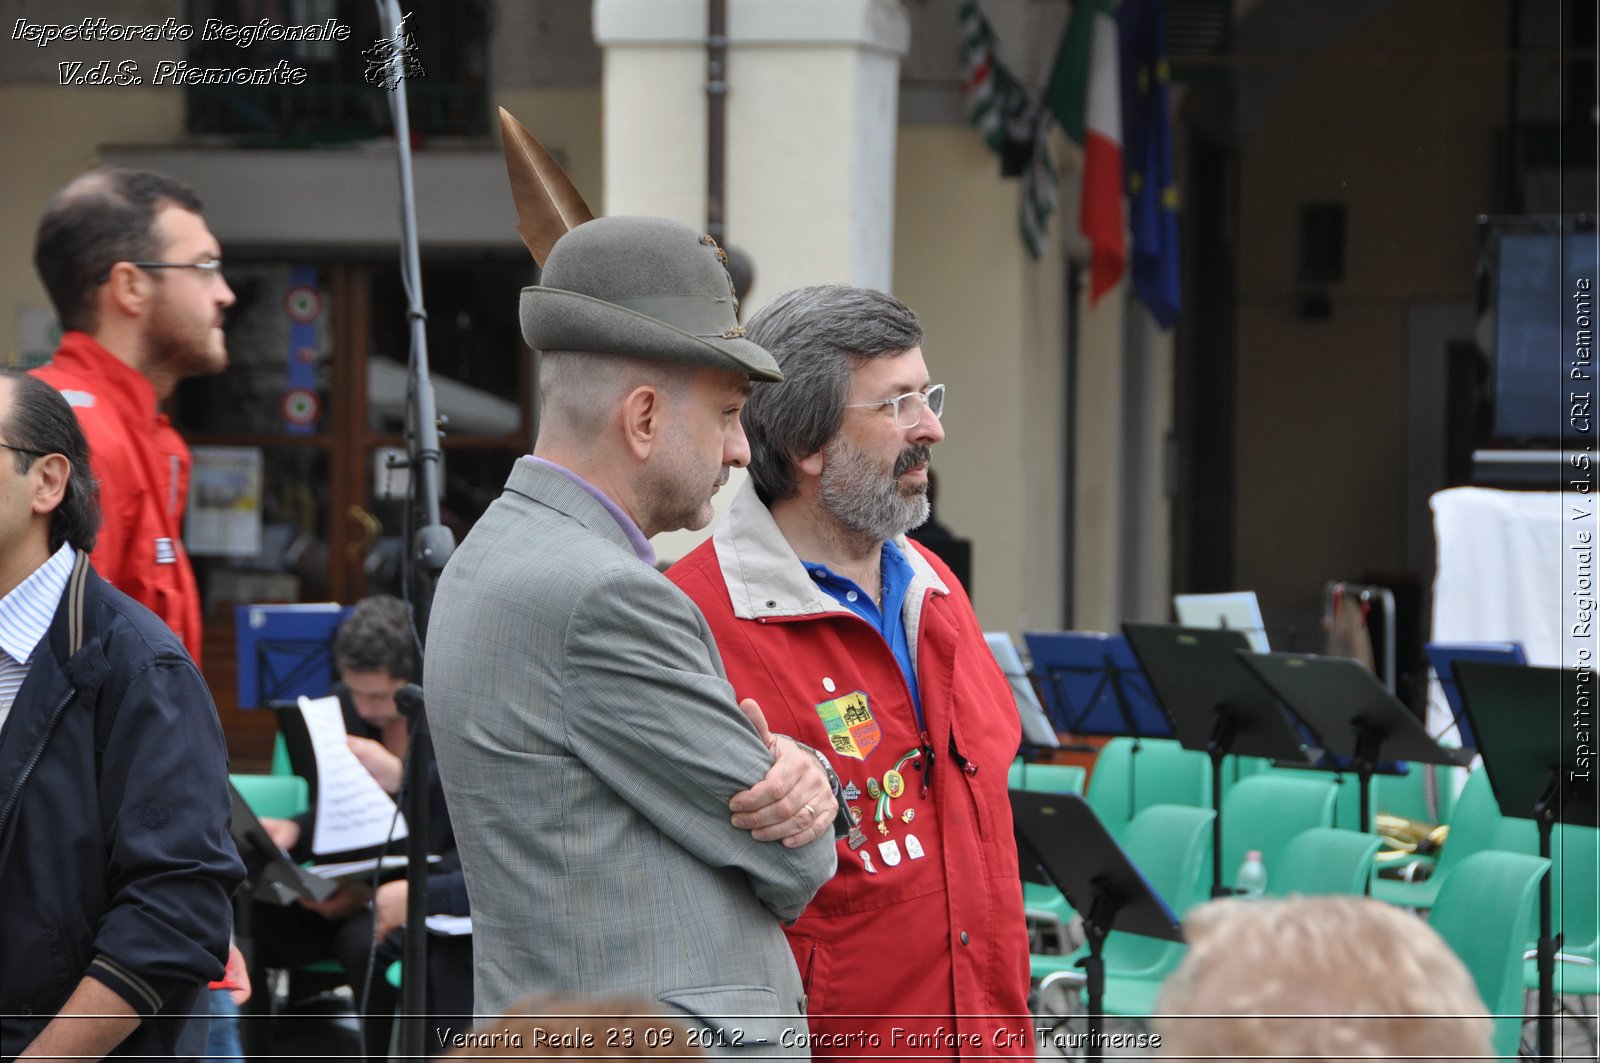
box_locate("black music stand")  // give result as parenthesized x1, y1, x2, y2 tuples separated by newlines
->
(1237, 653, 1471, 834)
(1123, 623, 1313, 897)
(1278, 744, 1408, 791)
(1456, 661, 1599, 1063)
(1011, 791, 1181, 1062)
(228, 784, 339, 907)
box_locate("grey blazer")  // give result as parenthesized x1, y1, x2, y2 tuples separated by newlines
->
(425, 460, 835, 1054)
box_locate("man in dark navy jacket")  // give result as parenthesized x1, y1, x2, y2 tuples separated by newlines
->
(0, 370, 242, 1060)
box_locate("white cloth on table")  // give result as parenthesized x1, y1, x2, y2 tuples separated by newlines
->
(1428, 486, 1564, 752)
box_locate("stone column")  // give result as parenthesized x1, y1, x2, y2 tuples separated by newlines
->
(593, 0, 909, 307)
(594, 0, 910, 559)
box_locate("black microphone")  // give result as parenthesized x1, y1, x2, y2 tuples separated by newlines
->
(395, 682, 425, 720)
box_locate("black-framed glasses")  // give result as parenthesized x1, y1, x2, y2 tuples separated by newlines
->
(843, 383, 946, 429)
(95, 258, 225, 285)
(0, 442, 52, 461)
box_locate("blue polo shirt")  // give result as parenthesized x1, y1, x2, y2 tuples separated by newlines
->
(801, 539, 923, 723)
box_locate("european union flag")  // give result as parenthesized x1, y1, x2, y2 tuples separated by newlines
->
(1119, 0, 1181, 328)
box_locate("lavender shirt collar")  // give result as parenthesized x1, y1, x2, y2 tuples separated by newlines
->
(524, 456, 656, 566)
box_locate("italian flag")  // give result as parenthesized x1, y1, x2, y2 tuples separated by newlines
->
(1047, 0, 1126, 303)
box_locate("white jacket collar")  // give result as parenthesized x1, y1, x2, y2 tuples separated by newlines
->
(712, 480, 949, 622)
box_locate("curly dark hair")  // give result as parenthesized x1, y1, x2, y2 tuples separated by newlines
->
(332, 595, 416, 680)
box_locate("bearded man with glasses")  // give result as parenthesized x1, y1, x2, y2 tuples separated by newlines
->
(29, 168, 244, 1058)
(29, 167, 235, 666)
(669, 285, 1031, 1059)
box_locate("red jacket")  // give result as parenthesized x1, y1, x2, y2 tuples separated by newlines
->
(32, 333, 203, 664)
(669, 485, 1030, 1060)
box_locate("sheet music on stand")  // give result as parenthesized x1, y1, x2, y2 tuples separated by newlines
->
(984, 632, 1060, 749)
(1173, 591, 1271, 653)
(1022, 632, 1171, 739)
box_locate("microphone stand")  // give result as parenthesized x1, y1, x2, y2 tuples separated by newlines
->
(374, 3, 456, 1057)
(395, 682, 432, 1058)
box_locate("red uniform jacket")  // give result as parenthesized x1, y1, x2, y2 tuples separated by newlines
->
(669, 485, 1030, 1060)
(32, 332, 203, 664)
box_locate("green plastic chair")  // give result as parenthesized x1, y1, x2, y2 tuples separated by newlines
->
(1428, 849, 1550, 1060)
(1031, 803, 1216, 995)
(1521, 822, 1600, 999)
(1219, 772, 1339, 892)
(1371, 768, 1535, 910)
(271, 731, 294, 776)
(1432, 764, 1466, 824)
(1085, 738, 1210, 838)
(1134, 739, 1212, 811)
(1083, 738, 1136, 834)
(1220, 754, 1271, 799)
(230, 773, 310, 819)
(1011, 761, 1087, 795)
(1265, 827, 1382, 897)
(1034, 804, 1217, 1029)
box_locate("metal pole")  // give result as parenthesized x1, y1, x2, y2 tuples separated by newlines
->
(707, 0, 729, 244)
(373, 4, 458, 1057)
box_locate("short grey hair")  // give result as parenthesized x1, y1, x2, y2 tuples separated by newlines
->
(537, 350, 697, 444)
(742, 286, 923, 503)
(1155, 895, 1492, 1060)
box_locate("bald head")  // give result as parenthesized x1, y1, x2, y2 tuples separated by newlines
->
(536, 351, 696, 446)
(533, 350, 752, 538)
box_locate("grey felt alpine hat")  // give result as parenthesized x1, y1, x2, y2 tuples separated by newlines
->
(520, 216, 782, 382)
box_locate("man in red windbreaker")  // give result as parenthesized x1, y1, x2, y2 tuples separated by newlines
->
(668, 285, 1031, 1059)
(30, 168, 234, 665)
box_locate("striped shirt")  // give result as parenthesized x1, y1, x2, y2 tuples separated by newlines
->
(0, 544, 75, 733)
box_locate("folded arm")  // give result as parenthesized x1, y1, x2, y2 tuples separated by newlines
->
(728, 698, 843, 846)
(563, 569, 837, 920)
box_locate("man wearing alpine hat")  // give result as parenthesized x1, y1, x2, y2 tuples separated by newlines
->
(425, 216, 840, 1055)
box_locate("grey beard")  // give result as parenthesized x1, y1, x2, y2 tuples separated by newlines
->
(818, 439, 931, 544)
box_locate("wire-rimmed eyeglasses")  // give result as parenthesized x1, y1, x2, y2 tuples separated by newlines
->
(0, 442, 52, 462)
(95, 258, 226, 285)
(843, 383, 946, 429)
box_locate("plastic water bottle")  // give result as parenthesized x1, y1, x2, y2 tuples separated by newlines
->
(1236, 849, 1268, 899)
